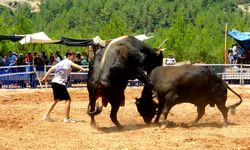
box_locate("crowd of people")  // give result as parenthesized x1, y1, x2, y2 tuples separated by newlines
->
(0, 50, 89, 69)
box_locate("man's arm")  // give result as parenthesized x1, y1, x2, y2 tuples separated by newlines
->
(41, 67, 55, 84)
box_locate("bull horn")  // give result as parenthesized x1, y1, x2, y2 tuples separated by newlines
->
(87, 103, 103, 116)
(152, 96, 159, 105)
(158, 38, 168, 48)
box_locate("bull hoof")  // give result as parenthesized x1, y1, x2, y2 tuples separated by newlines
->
(160, 120, 169, 129)
(90, 121, 96, 128)
(192, 121, 198, 126)
(222, 123, 228, 128)
(117, 125, 124, 130)
(160, 124, 167, 129)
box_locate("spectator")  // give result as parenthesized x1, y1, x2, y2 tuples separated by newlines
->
(74, 52, 82, 65)
(34, 54, 45, 71)
(49, 52, 56, 65)
(165, 54, 176, 65)
(25, 51, 33, 65)
(0, 53, 5, 66)
(228, 49, 234, 64)
(42, 51, 49, 65)
(7, 51, 17, 66)
(237, 47, 247, 64)
(55, 50, 63, 63)
(232, 44, 239, 64)
(16, 53, 26, 65)
(80, 56, 89, 65)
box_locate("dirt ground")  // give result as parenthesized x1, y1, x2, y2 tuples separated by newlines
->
(0, 85, 250, 150)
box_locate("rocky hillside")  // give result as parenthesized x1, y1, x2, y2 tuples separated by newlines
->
(0, 0, 40, 12)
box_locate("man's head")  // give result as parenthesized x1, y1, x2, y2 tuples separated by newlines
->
(65, 51, 76, 61)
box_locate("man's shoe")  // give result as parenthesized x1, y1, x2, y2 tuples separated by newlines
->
(63, 118, 76, 123)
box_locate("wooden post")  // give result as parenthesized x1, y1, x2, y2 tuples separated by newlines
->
(224, 23, 228, 64)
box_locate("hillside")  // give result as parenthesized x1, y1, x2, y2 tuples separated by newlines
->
(0, 0, 40, 12)
(1, 0, 250, 64)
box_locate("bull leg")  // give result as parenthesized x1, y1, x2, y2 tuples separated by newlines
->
(193, 106, 206, 125)
(90, 116, 96, 127)
(161, 104, 173, 128)
(88, 102, 97, 128)
(216, 101, 228, 127)
(154, 100, 164, 124)
(110, 104, 123, 130)
(161, 91, 177, 128)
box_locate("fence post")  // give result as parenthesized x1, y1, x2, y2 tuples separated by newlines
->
(240, 64, 244, 85)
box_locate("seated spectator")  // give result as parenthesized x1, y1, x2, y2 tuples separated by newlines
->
(165, 54, 176, 65)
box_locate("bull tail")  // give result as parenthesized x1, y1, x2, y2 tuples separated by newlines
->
(225, 83, 242, 115)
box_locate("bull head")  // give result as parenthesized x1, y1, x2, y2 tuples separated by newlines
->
(135, 85, 158, 123)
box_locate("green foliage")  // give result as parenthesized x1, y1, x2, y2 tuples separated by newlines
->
(0, 0, 250, 63)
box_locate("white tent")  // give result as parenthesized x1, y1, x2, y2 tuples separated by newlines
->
(19, 32, 60, 44)
(134, 34, 155, 41)
(93, 36, 106, 47)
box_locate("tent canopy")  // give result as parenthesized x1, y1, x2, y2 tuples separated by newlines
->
(134, 34, 155, 41)
(0, 35, 24, 42)
(228, 30, 250, 49)
(18, 32, 61, 44)
(1, 32, 155, 47)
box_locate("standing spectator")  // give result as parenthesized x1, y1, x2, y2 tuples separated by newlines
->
(228, 49, 234, 64)
(49, 52, 56, 65)
(25, 51, 33, 65)
(34, 53, 44, 71)
(16, 53, 27, 88)
(232, 44, 239, 64)
(74, 52, 82, 65)
(0, 53, 5, 66)
(42, 51, 49, 65)
(41, 51, 85, 123)
(16, 53, 26, 65)
(7, 51, 17, 66)
(55, 50, 63, 63)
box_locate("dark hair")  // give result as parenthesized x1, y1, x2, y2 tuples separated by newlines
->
(65, 51, 75, 57)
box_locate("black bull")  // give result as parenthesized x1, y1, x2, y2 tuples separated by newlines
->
(136, 65, 242, 127)
(87, 36, 163, 129)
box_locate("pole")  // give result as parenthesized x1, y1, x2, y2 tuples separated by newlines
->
(224, 23, 228, 64)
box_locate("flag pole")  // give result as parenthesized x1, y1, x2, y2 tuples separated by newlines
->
(224, 23, 228, 64)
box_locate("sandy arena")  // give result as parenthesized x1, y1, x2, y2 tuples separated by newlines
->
(0, 85, 250, 150)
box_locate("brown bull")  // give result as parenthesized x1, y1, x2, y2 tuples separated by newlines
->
(136, 65, 242, 127)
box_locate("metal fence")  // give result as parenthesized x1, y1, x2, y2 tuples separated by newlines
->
(0, 64, 250, 89)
